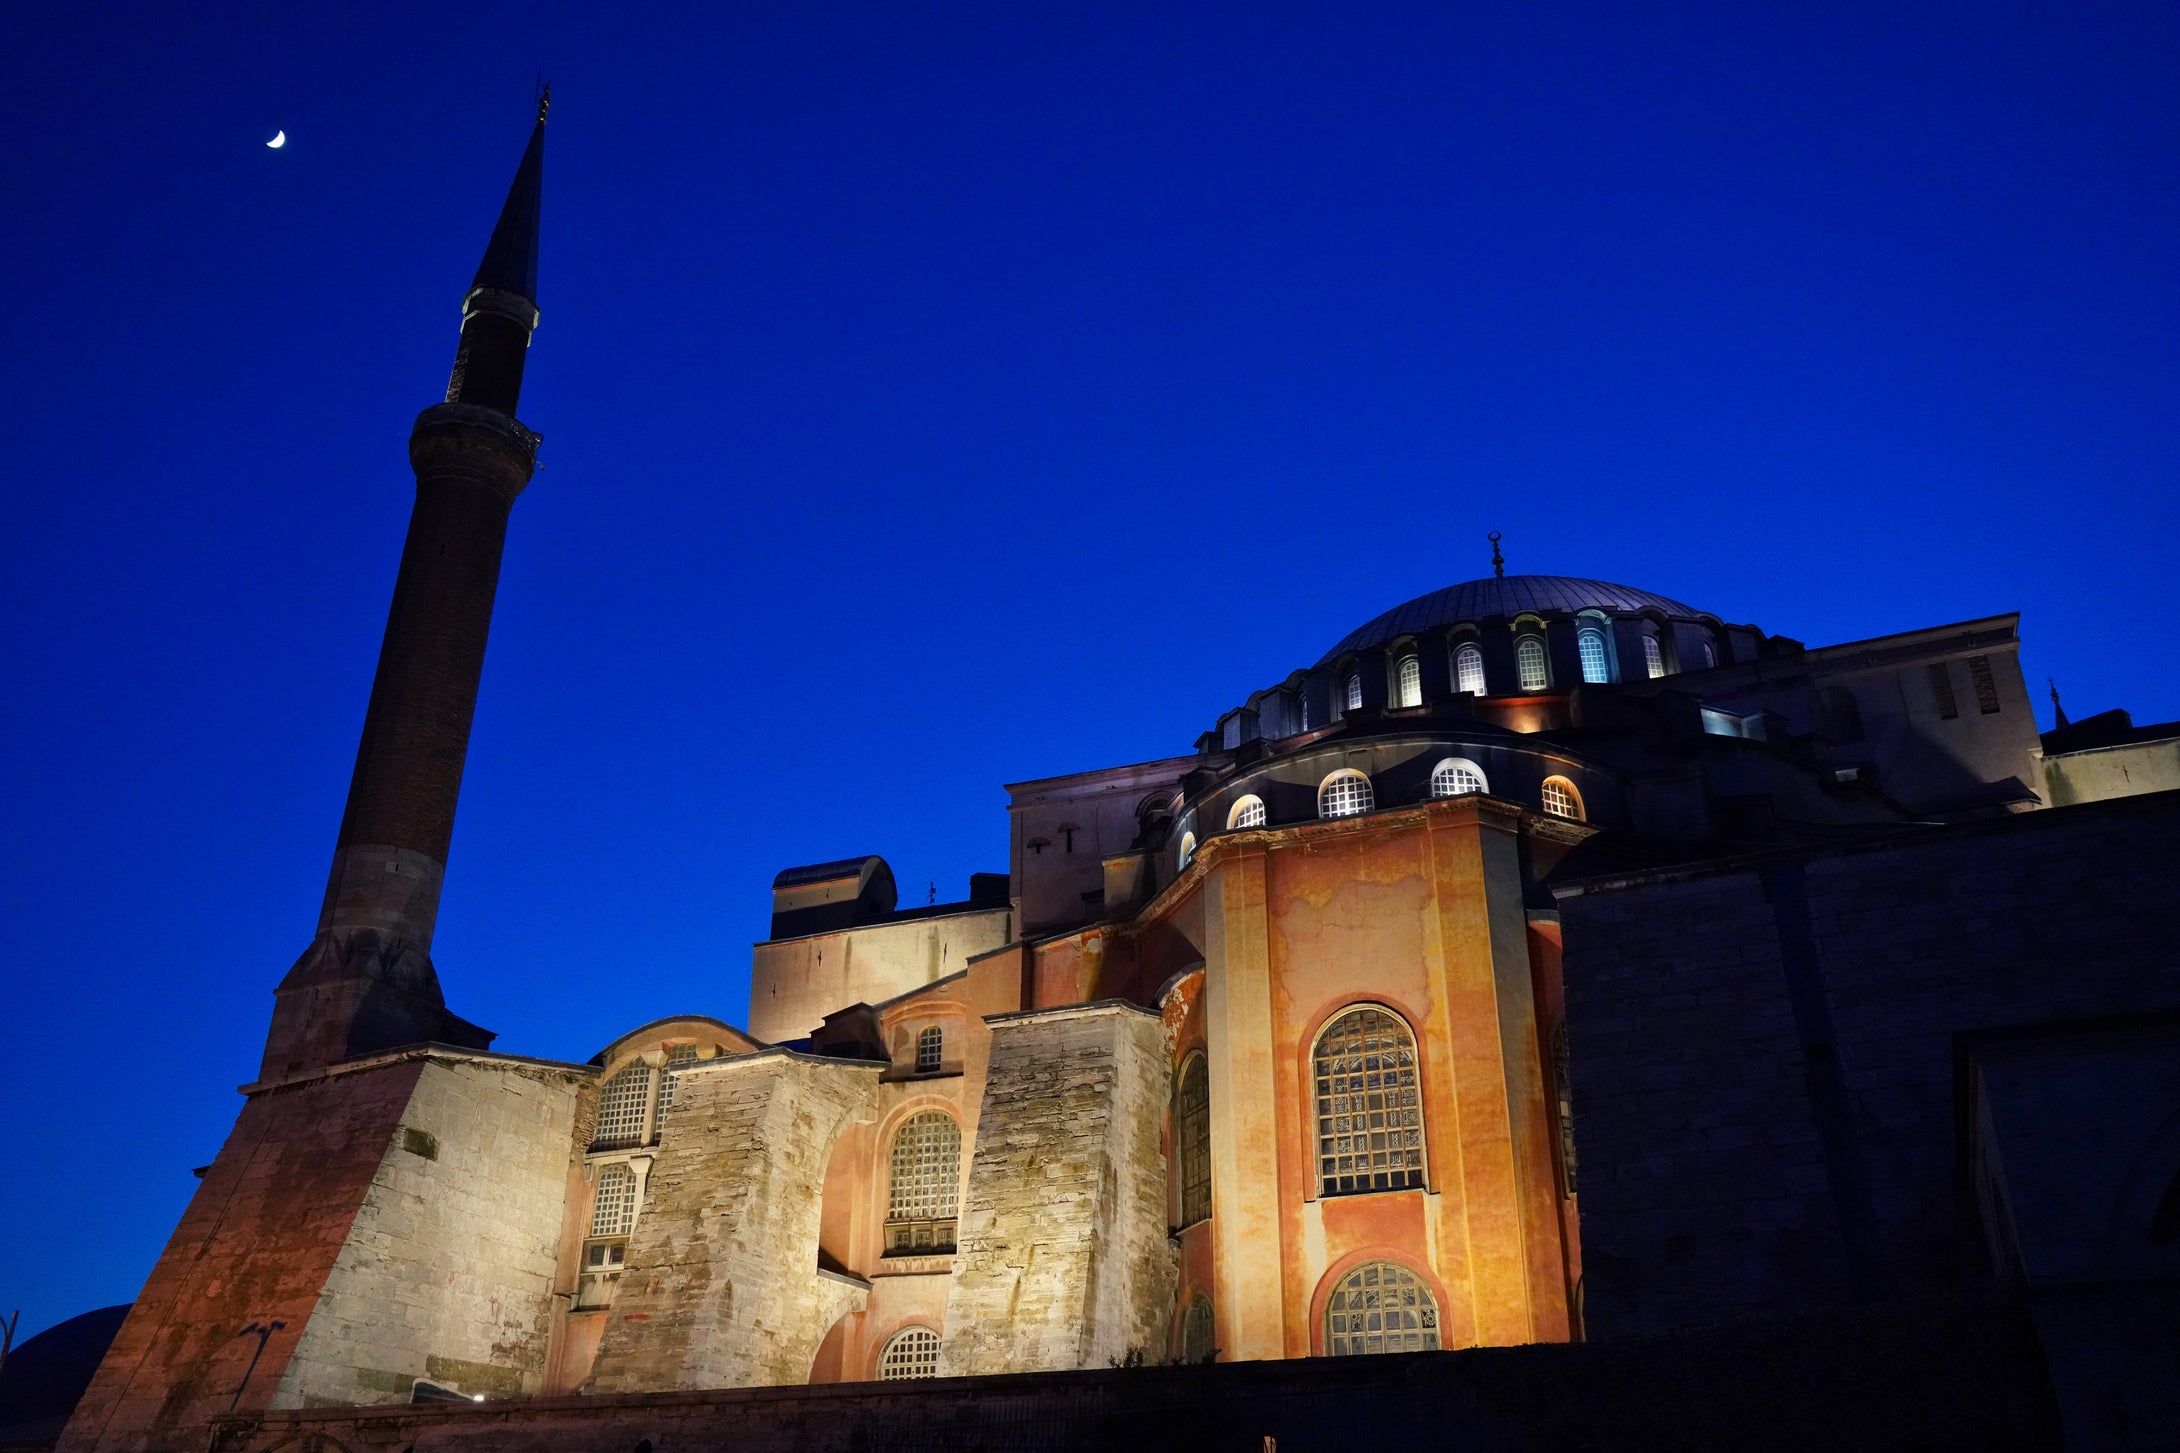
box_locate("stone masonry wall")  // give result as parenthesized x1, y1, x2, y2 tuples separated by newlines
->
(583, 1054, 879, 1392)
(270, 1057, 582, 1406)
(942, 1003, 1175, 1374)
(58, 1060, 426, 1453)
(1559, 790, 2180, 1336)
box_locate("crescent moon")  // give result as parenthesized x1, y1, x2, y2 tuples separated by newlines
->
(267, 130, 286, 149)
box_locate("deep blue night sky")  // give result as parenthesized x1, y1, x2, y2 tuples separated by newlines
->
(4, 3, 2176, 1338)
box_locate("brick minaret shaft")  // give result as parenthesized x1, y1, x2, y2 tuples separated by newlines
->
(261, 104, 547, 1081)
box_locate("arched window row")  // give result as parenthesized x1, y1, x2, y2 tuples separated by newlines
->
(1201, 763, 1586, 835)
(878, 1326, 941, 1380)
(886, 1111, 962, 1256)
(1243, 622, 1730, 735)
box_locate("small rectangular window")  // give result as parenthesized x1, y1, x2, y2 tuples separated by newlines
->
(915, 1026, 943, 1073)
(1968, 656, 2000, 714)
(1928, 663, 1959, 720)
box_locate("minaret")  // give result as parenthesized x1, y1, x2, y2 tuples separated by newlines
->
(261, 99, 548, 1079)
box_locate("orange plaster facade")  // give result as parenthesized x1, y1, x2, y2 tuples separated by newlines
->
(1157, 793, 1581, 1362)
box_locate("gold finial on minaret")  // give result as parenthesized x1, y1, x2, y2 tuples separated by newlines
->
(1488, 531, 1505, 579)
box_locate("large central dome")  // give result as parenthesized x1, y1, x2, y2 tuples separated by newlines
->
(1319, 575, 1705, 665)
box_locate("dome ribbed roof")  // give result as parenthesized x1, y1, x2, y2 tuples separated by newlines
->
(1319, 575, 1704, 665)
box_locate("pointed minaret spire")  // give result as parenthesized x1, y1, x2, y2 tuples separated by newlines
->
(262, 103, 552, 1080)
(2049, 677, 2070, 729)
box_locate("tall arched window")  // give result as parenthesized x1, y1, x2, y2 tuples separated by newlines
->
(592, 1062, 653, 1150)
(1428, 758, 1487, 798)
(1313, 1007, 1424, 1195)
(1324, 1262, 1440, 1355)
(1516, 636, 1549, 691)
(886, 1112, 961, 1254)
(1176, 830, 1197, 870)
(1227, 795, 1266, 829)
(1818, 685, 1865, 744)
(1577, 628, 1610, 684)
(1642, 634, 1665, 679)
(1541, 776, 1584, 820)
(878, 1327, 941, 1380)
(1181, 1295, 1216, 1365)
(1317, 770, 1374, 820)
(1455, 643, 1486, 696)
(1175, 1054, 1211, 1228)
(1393, 654, 1421, 708)
(1699, 637, 1718, 668)
(915, 1026, 943, 1073)
(1345, 673, 1364, 712)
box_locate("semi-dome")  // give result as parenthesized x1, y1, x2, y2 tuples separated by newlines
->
(1319, 575, 1705, 665)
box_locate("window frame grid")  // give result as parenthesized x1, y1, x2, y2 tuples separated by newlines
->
(1312, 1007, 1426, 1197)
(592, 1062, 655, 1150)
(1454, 643, 1486, 696)
(1324, 1261, 1441, 1356)
(1541, 776, 1581, 820)
(1516, 636, 1549, 691)
(1228, 795, 1266, 830)
(877, 1326, 942, 1380)
(1577, 628, 1610, 684)
(915, 1026, 943, 1074)
(1317, 771, 1374, 820)
(1175, 1054, 1211, 1229)
(1393, 654, 1421, 708)
(1642, 634, 1665, 679)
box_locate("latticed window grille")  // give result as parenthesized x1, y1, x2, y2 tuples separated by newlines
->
(1969, 655, 2001, 714)
(1455, 644, 1486, 696)
(592, 1063, 653, 1149)
(589, 1163, 636, 1237)
(1229, 796, 1266, 830)
(916, 1026, 943, 1073)
(1314, 1008, 1424, 1195)
(1176, 1055, 1211, 1227)
(1394, 655, 1421, 708)
(657, 1045, 700, 1117)
(1324, 1262, 1440, 1355)
(1516, 637, 1549, 691)
(878, 1327, 941, 1380)
(1345, 673, 1364, 711)
(1577, 629, 1610, 684)
(886, 1112, 961, 1254)
(1541, 777, 1581, 820)
(1318, 772, 1373, 820)
(1182, 1296, 1216, 1364)
(1642, 634, 1665, 678)
(1429, 759, 1486, 798)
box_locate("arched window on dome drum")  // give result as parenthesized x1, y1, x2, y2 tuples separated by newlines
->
(1700, 637, 1718, 668)
(878, 1327, 941, 1380)
(1182, 1295, 1216, 1364)
(1516, 636, 1549, 692)
(1577, 628, 1610, 684)
(1455, 643, 1486, 696)
(1541, 776, 1583, 820)
(1394, 654, 1421, 708)
(1228, 795, 1266, 830)
(1819, 685, 1865, 744)
(1345, 672, 1364, 712)
(1317, 770, 1374, 820)
(886, 1112, 961, 1255)
(1313, 1007, 1424, 1195)
(1175, 1054, 1211, 1228)
(1176, 831, 1197, 871)
(915, 1026, 943, 1073)
(592, 1062, 653, 1150)
(1429, 758, 1487, 798)
(1324, 1261, 1440, 1355)
(1643, 634, 1665, 679)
